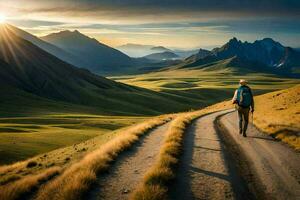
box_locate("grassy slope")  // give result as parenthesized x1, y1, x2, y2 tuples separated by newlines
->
(253, 84, 300, 150)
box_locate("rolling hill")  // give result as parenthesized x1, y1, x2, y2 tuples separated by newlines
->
(142, 51, 180, 61)
(0, 24, 218, 117)
(41, 30, 134, 74)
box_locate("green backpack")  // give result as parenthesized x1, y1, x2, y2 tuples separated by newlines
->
(237, 86, 252, 108)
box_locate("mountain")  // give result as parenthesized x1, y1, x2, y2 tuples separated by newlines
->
(0, 24, 203, 116)
(41, 30, 134, 74)
(184, 48, 212, 62)
(3, 24, 86, 68)
(178, 37, 300, 75)
(117, 43, 198, 59)
(172, 49, 199, 59)
(150, 46, 171, 52)
(142, 51, 180, 61)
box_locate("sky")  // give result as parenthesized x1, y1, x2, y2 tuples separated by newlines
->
(0, 0, 300, 49)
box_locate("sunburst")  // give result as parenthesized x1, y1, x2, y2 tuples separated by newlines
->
(0, 13, 6, 23)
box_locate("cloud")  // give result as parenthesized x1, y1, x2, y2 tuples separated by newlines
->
(2, 1, 300, 48)
(2, 0, 299, 25)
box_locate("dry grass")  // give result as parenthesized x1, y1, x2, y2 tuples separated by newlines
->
(131, 102, 231, 200)
(253, 84, 300, 150)
(0, 167, 60, 200)
(34, 115, 172, 200)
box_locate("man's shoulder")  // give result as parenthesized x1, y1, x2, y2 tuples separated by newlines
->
(241, 85, 251, 89)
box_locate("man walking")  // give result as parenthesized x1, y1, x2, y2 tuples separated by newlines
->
(232, 79, 254, 137)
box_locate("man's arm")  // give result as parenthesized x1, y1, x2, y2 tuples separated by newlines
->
(232, 90, 238, 104)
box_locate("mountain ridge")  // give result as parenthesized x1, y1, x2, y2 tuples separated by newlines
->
(175, 37, 300, 75)
(41, 30, 134, 74)
(4, 24, 87, 68)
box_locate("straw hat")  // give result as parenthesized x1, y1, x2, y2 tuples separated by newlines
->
(239, 79, 248, 85)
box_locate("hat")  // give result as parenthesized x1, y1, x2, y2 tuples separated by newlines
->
(239, 79, 247, 85)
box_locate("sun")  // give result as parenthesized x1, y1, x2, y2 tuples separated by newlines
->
(0, 14, 6, 23)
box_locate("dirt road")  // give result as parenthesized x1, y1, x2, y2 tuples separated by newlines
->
(87, 122, 170, 200)
(169, 110, 300, 200)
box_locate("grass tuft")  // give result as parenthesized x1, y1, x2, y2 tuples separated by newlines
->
(0, 167, 60, 200)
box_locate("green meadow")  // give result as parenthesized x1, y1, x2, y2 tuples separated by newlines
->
(111, 59, 300, 93)
(0, 114, 147, 164)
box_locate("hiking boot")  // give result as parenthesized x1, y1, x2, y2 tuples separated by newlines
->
(242, 133, 247, 137)
(239, 130, 243, 134)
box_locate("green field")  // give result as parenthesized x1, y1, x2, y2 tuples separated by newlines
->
(0, 114, 147, 165)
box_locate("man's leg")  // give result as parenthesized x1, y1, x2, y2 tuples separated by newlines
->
(242, 108, 250, 137)
(238, 109, 243, 134)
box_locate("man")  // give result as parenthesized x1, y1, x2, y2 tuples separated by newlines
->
(232, 79, 254, 137)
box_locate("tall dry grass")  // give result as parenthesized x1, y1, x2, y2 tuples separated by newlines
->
(34, 116, 172, 200)
(253, 84, 300, 150)
(131, 102, 231, 200)
(0, 161, 28, 177)
(0, 167, 60, 200)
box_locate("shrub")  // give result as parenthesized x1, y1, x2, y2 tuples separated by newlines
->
(26, 161, 37, 168)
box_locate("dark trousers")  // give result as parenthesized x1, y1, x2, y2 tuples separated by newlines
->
(236, 105, 250, 134)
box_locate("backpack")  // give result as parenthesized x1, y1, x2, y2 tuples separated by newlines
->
(237, 86, 252, 108)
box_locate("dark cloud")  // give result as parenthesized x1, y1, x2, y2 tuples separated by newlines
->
(18, 0, 300, 17)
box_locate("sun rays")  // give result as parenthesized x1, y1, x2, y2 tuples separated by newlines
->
(0, 13, 6, 23)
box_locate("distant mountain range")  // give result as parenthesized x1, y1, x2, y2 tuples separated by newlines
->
(0, 24, 202, 115)
(117, 43, 197, 58)
(117, 43, 169, 57)
(178, 37, 300, 75)
(41, 30, 134, 74)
